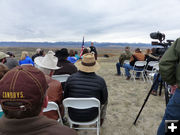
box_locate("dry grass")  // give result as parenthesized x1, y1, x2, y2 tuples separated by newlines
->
(0, 47, 166, 135)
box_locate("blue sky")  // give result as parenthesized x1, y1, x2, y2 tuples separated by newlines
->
(0, 0, 180, 43)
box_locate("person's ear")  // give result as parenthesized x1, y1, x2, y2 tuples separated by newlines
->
(42, 96, 48, 108)
(49, 70, 54, 77)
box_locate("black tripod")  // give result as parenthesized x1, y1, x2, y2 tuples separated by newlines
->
(133, 73, 169, 125)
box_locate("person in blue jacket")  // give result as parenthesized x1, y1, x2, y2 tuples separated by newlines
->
(19, 51, 34, 66)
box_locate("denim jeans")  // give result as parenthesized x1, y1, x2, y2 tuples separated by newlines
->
(152, 73, 162, 91)
(157, 88, 180, 135)
(124, 64, 142, 77)
(116, 62, 123, 75)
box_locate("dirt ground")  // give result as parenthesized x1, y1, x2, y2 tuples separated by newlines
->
(78, 56, 166, 135)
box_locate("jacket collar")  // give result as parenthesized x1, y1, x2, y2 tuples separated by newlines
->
(0, 115, 57, 134)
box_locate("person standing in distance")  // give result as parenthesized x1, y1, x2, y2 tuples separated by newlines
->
(89, 42, 98, 60)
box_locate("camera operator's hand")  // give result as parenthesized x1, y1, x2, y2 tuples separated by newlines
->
(170, 85, 178, 95)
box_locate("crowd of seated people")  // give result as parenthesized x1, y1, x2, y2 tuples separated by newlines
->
(0, 46, 163, 133)
(0, 47, 107, 134)
(116, 47, 160, 81)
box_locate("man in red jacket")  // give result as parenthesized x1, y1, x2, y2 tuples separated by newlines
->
(0, 65, 77, 135)
(35, 51, 64, 120)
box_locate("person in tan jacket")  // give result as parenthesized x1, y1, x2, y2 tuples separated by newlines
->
(124, 48, 145, 80)
(34, 51, 63, 120)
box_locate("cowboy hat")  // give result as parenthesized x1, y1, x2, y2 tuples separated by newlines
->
(76, 53, 100, 73)
(55, 48, 69, 58)
(0, 52, 9, 60)
(34, 51, 60, 70)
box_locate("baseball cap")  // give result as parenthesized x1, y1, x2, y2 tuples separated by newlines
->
(0, 52, 9, 60)
(0, 65, 48, 111)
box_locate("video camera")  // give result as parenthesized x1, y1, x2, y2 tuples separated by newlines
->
(150, 31, 174, 56)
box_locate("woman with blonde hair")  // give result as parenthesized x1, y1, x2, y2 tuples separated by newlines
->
(19, 51, 34, 66)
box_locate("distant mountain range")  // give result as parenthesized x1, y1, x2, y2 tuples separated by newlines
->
(0, 41, 151, 48)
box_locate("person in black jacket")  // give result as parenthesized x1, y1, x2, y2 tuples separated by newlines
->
(64, 53, 108, 125)
(89, 42, 98, 60)
(54, 48, 77, 75)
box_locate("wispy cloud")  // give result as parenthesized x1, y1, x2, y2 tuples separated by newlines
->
(0, 0, 179, 43)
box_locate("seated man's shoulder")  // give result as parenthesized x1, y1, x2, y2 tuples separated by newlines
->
(49, 124, 77, 135)
(95, 74, 106, 83)
(40, 117, 77, 135)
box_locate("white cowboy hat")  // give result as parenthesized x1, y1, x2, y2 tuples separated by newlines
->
(34, 51, 60, 70)
(0, 52, 9, 59)
(76, 53, 100, 73)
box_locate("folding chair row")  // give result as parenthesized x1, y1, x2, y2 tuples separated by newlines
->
(131, 61, 159, 82)
(43, 98, 101, 135)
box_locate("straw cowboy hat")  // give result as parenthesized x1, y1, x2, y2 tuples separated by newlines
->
(76, 53, 100, 73)
(34, 51, 60, 70)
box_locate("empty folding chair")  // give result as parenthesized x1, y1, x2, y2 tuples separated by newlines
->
(144, 61, 159, 83)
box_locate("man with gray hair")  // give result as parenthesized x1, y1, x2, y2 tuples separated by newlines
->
(34, 51, 63, 120)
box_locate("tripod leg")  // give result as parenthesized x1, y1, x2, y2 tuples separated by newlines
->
(133, 73, 160, 125)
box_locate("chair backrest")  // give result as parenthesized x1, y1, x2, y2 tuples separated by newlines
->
(63, 98, 100, 109)
(20, 63, 34, 66)
(147, 61, 159, 67)
(43, 101, 63, 124)
(153, 63, 159, 71)
(134, 61, 147, 68)
(52, 74, 70, 82)
(145, 61, 159, 71)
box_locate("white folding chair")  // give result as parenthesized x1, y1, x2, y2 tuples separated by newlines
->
(144, 61, 159, 83)
(63, 98, 101, 135)
(52, 74, 70, 83)
(146, 63, 159, 84)
(132, 61, 147, 82)
(43, 101, 63, 125)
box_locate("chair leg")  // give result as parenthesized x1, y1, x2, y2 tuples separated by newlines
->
(97, 121, 100, 135)
(142, 72, 145, 82)
(70, 123, 73, 128)
(132, 71, 136, 81)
